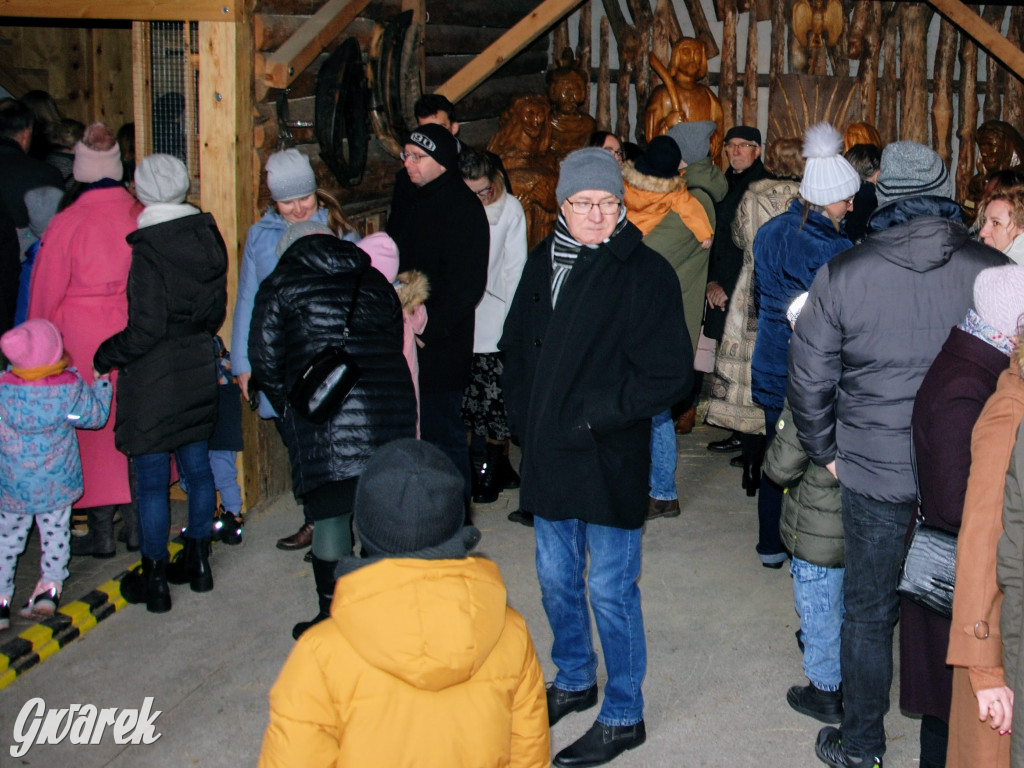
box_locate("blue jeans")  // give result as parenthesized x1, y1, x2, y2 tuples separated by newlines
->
(420, 389, 472, 503)
(133, 440, 216, 561)
(649, 409, 678, 501)
(791, 556, 845, 691)
(209, 450, 242, 514)
(838, 486, 913, 761)
(534, 517, 645, 726)
(758, 406, 786, 564)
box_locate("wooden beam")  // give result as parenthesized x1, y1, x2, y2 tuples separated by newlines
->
(0, 0, 247, 22)
(257, 0, 373, 89)
(435, 0, 585, 102)
(927, 0, 1024, 79)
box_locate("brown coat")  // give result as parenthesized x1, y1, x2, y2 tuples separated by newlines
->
(946, 363, 1024, 768)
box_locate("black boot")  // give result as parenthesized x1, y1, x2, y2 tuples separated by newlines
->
(166, 537, 213, 593)
(117, 502, 140, 552)
(293, 555, 338, 640)
(70, 505, 116, 558)
(120, 557, 171, 613)
(472, 442, 501, 504)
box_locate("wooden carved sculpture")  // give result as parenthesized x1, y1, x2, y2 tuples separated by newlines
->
(486, 94, 559, 250)
(964, 120, 1024, 222)
(645, 37, 724, 159)
(792, 0, 845, 74)
(547, 50, 597, 161)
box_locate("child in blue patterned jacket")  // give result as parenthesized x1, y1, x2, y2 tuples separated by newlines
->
(0, 319, 111, 627)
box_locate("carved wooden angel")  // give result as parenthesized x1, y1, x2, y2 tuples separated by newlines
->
(792, 0, 845, 74)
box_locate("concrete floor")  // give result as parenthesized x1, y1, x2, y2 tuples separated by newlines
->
(0, 423, 920, 767)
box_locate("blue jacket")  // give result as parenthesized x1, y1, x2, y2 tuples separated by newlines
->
(0, 370, 111, 514)
(751, 199, 852, 410)
(231, 207, 329, 418)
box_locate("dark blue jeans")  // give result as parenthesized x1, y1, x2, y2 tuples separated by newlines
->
(133, 440, 216, 561)
(420, 389, 472, 503)
(838, 486, 914, 761)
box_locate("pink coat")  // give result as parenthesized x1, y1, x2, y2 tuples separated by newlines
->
(27, 186, 142, 508)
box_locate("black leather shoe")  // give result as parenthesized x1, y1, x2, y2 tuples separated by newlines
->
(730, 454, 744, 468)
(508, 509, 535, 527)
(788, 683, 843, 724)
(707, 434, 743, 453)
(553, 720, 646, 767)
(547, 684, 598, 727)
(277, 522, 314, 551)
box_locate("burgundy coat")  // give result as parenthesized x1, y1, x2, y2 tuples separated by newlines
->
(900, 327, 1009, 720)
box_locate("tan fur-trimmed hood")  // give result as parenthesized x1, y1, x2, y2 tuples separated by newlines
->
(621, 161, 687, 194)
(396, 269, 429, 312)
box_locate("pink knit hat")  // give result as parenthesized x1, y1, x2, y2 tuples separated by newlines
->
(1, 320, 64, 368)
(359, 232, 400, 282)
(73, 122, 124, 184)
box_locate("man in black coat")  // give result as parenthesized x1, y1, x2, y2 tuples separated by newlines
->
(704, 125, 771, 453)
(0, 98, 63, 235)
(500, 148, 691, 768)
(386, 123, 489, 499)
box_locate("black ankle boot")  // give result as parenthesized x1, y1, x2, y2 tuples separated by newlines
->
(166, 537, 213, 592)
(741, 459, 762, 497)
(472, 443, 501, 504)
(121, 557, 171, 613)
(293, 555, 338, 640)
(71, 506, 116, 558)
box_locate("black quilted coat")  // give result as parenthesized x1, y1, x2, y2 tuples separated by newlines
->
(249, 234, 416, 497)
(94, 212, 227, 456)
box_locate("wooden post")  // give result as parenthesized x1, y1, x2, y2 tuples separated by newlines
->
(597, 15, 611, 131)
(983, 4, 1007, 122)
(578, 0, 592, 113)
(1006, 7, 1024, 129)
(956, 31, 979, 203)
(552, 18, 570, 62)
(132, 22, 153, 156)
(770, 0, 787, 78)
(720, 0, 738, 134)
(898, 3, 932, 144)
(927, 0, 1024, 80)
(198, 19, 255, 505)
(876, 3, 898, 143)
(742, 3, 758, 127)
(932, 18, 956, 164)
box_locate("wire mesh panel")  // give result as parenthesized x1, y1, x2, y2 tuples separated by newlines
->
(148, 21, 200, 196)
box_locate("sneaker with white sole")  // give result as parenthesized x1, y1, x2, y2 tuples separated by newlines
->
(19, 581, 60, 620)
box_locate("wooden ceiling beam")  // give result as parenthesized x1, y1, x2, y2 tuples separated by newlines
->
(0, 0, 248, 22)
(927, 0, 1024, 79)
(256, 0, 373, 89)
(434, 0, 584, 103)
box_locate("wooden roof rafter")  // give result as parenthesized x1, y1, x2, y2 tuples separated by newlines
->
(0, 0, 249, 22)
(926, 0, 1024, 80)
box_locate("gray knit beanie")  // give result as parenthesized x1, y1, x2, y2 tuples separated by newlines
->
(275, 220, 334, 258)
(667, 120, 716, 165)
(24, 186, 63, 238)
(354, 439, 480, 558)
(556, 147, 625, 205)
(875, 141, 952, 205)
(134, 153, 190, 206)
(974, 265, 1024, 338)
(266, 148, 317, 202)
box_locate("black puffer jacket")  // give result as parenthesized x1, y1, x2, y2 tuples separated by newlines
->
(787, 196, 1008, 502)
(94, 212, 227, 455)
(249, 234, 416, 496)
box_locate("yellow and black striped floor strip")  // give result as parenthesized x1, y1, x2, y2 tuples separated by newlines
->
(0, 541, 189, 691)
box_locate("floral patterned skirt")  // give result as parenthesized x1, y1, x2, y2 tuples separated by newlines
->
(461, 352, 510, 440)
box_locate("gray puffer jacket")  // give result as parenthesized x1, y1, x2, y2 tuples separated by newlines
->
(787, 196, 1007, 502)
(763, 402, 842, 567)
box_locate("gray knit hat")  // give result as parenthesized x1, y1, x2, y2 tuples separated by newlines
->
(974, 265, 1024, 338)
(354, 439, 480, 558)
(556, 147, 625, 205)
(266, 148, 317, 202)
(667, 120, 716, 165)
(134, 153, 190, 206)
(875, 141, 952, 205)
(24, 186, 62, 238)
(275, 220, 334, 258)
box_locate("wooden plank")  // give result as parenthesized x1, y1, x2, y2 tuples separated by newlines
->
(89, 26, 134, 130)
(0, 0, 247, 22)
(927, 0, 1024, 79)
(435, 0, 583, 102)
(132, 22, 152, 156)
(425, 49, 548, 86)
(258, 0, 373, 89)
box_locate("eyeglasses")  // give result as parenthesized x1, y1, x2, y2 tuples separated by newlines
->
(400, 151, 429, 163)
(566, 199, 621, 215)
(725, 142, 758, 151)
(470, 183, 494, 200)
(606, 148, 625, 160)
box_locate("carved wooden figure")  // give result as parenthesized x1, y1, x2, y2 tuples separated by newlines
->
(792, 0, 844, 74)
(486, 94, 559, 249)
(547, 51, 596, 160)
(645, 37, 724, 159)
(964, 120, 1024, 222)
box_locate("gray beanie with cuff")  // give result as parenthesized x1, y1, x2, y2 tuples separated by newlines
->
(134, 154, 191, 206)
(875, 141, 952, 205)
(556, 147, 625, 205)
(667, 121, 716, 165)
(266, 148, 317, 202)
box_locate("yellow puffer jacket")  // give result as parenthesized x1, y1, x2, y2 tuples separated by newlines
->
(259, 557, 550, 768)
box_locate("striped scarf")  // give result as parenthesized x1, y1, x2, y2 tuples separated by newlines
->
(550, 206, 628, 307)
